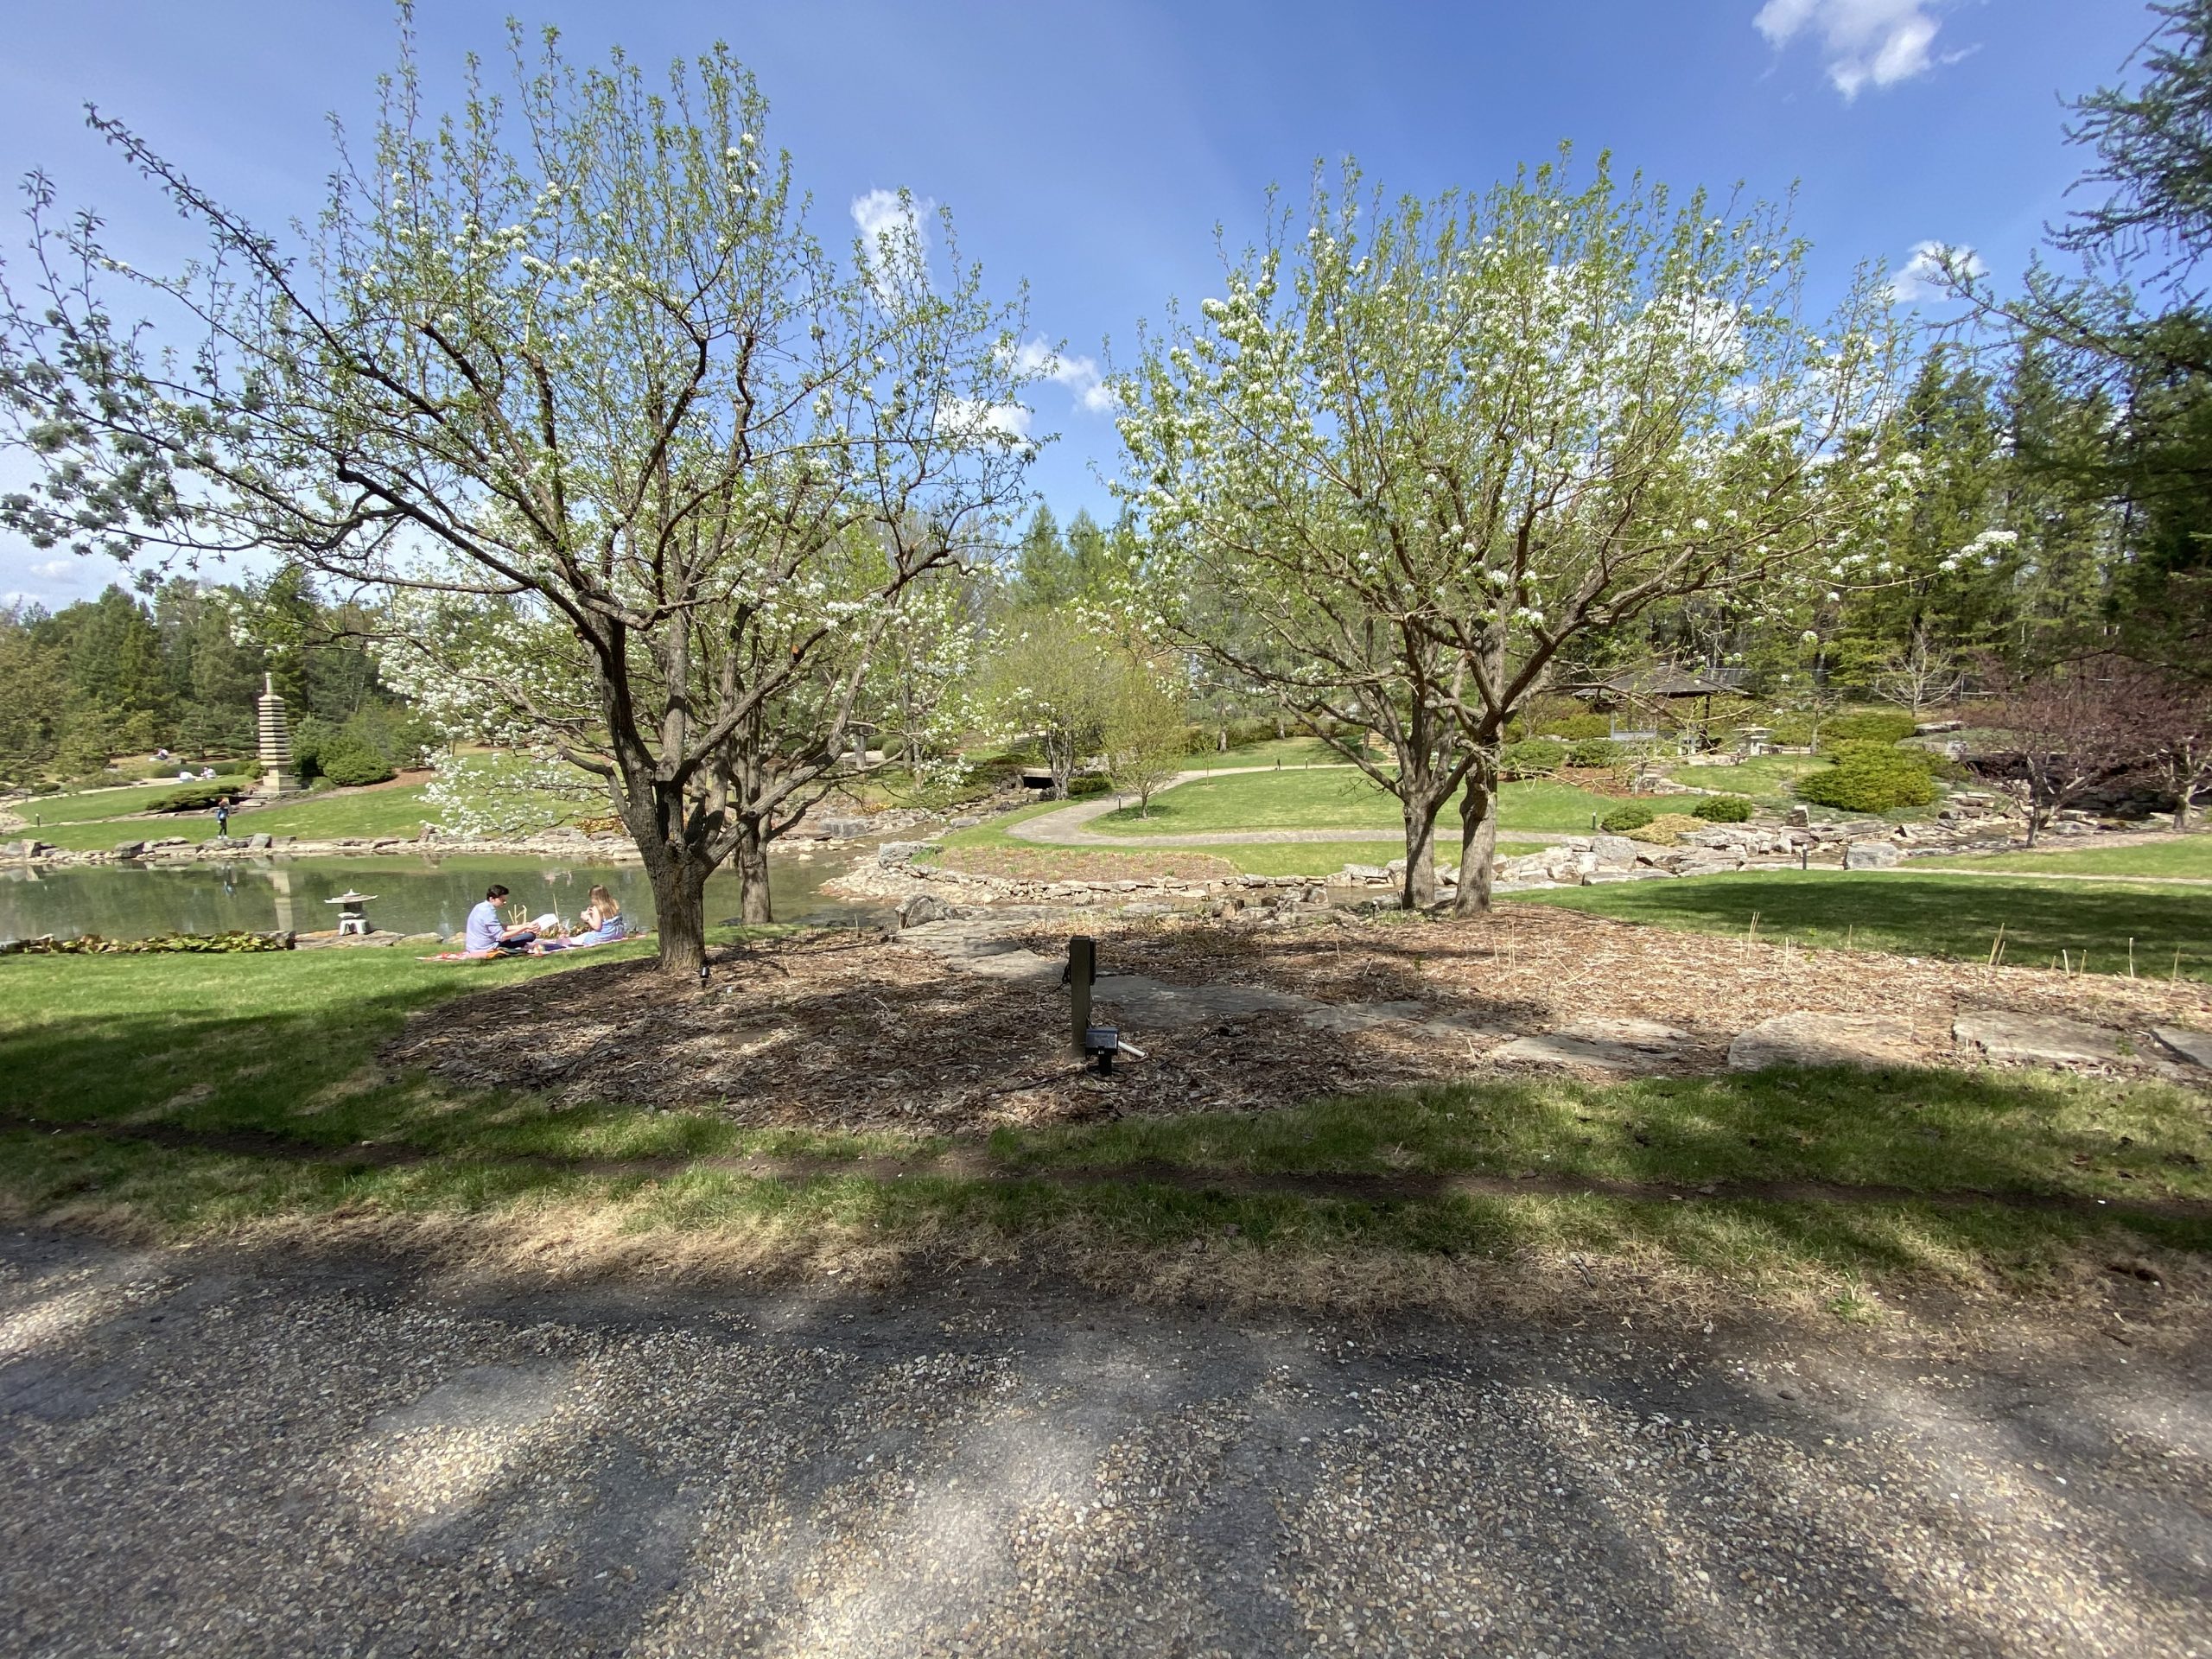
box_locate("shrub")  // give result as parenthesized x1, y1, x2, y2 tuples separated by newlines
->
(149, 780, 248, 813)
(1065, 774, 1112, 798)
(1550, 713, 1615, 742)
(1795, 744, 1940, 812)
(1764, 713, 1815, 747)
(1499, 738, 1567, 779)
(1567, 737, 1624, 768)
(1818, 708, 1917, 747)
(317, 738, 397, 787)
(1691, 793, 1754, 822)
(1600, 802, 1655, 833)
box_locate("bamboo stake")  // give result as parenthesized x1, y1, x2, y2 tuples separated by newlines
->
(2128, 938, 2137, 979)
(1986, 924, 2006, 968)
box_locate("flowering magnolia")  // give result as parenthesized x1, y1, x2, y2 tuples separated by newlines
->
(1117, 152, 1910, 909)
(0, 33, 1034, 973)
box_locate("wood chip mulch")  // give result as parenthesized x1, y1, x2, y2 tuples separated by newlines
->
(385, 909, 2212, 1134)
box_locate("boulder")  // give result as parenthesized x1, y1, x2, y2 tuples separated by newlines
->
(819, 817, 871, 839)
(1843, 840, 1901, 869)
(877, 840, 938, 867)
(1955, 1011, 2127, 1069)
(896, 893, 950, 927)
(1728, 1011, 1928, 1071)
(1339, 863, 1391, 882)
(112, 841, 147, 859)
(247, 833, 273, 850)
(1590, 835, 1638, 869)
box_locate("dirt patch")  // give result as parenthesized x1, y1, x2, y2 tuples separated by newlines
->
(384, 931, 1427, 1129)
(385, 908, 2212, 1129)
(934, 846, 1238, 883)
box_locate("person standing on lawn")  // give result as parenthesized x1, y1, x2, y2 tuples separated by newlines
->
(213, 796, 232, 840)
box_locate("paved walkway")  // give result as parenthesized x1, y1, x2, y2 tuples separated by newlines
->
(3, 1226, 2203, 1657)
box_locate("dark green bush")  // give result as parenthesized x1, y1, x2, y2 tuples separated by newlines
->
(1818, 708, 1917, 747)
(1795, 743, 1939, 812)
(149, 780, 249, 813)
(1600, 801, 1656, 833)
(1548, 713, 1614, 742)
(1065, 775, 1112, 798)
(1500, 738, 1567, 779)
(1567, 738, 1624, 768)
(1764, 714, 1815, 747)
(317, 738, 397, 787)
(1691, 793, 1754, 822)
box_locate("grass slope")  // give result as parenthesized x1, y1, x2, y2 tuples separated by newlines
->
(1089, 771, 1617, 837)
(1917, 836, 2212, 880)
(26, 785, 438, 851)
(2, 943, 2205, 1300)
(1514, 869, 2212, 981)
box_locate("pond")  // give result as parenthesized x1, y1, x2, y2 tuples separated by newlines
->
(0, 850, 882, 944)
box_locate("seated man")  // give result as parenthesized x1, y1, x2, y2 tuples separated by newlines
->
(462, 884, 536, 956)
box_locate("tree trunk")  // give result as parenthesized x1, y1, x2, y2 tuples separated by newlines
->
(1399, 798, 1440, 909)
(1452, 753, 1501, 916)
(736, 818, 773, 924)
(648, 856, 710, 978)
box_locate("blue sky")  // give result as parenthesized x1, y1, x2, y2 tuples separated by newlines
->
(0, 0, 2156, 608)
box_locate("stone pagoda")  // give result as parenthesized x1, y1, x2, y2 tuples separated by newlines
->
(256, 673, 299, 796)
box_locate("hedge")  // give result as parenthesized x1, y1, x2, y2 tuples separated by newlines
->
(1500, 738, 1567, 779)
(1600, 802, 1656, 833)
(1794, 743, 1940, 812)
(1818, 708, 1918, 747)
(1691, 794, 1753, 822)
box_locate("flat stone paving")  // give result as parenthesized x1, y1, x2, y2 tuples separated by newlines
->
(3, 1228, 2206, 1657)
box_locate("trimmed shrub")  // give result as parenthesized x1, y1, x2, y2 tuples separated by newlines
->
(318, 737, 397, 787)
(1764, 713, 1815, 747)
(1691, 793, 1754, 822)
(1795, 743, 1939, 812)
(149, 780, 249, 813)
(1499, 738, 1567, 779)
(1549, 713, 1615, 742)
(1600, 802, 1656, 833)
(1818, 708, 1917, 747)
(1065, 775, 1112, 798)
(1567, 737, 1624, 768)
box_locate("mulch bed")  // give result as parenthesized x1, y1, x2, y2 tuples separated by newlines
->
(385, 909, 2212, 1134)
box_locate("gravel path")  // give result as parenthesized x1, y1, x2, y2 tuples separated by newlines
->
(3, 1227, 2205, 1657)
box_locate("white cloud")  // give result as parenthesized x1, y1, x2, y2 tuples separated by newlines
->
(1012, 337, 1118, 415)
(1885, 239, 1984, 302)
(1754, 0, 1951, 100)
(937, 396, 1033, 443)
(29, 559, 74, 581)
(851, 188, 932, 260)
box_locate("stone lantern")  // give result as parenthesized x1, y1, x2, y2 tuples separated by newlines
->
(257, 673, 299, 795)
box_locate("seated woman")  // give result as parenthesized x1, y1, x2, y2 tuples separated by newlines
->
(572, 885, 628, 945)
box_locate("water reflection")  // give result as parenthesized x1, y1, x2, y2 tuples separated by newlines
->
(0, 852, 880, 944)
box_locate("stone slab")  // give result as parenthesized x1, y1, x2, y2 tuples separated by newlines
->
(1728, 1011, 1928, 1071)
(1954, 1011, 2127, 1069)
(1491, 1018, 1689, 1072)
(2153, 1027, 2212, 1070)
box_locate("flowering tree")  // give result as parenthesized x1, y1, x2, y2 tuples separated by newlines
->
(1118, 154, 1907, 910)
(0, 26, 1035, 974)
(1103, 652, 1191, 817)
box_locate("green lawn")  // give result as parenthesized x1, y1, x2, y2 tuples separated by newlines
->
(1089, 771, 1616, 837)
(25, 784, 439, 851)
(10, 779, 253, 830)
(1916, 836, 2212, 880)
(1513, 869, 2212, 980)
(1662, 753, 1831, 804)
(3, 940, 2205, 1300)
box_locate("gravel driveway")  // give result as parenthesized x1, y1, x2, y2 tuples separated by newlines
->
(2, 1227, 2205, 1657)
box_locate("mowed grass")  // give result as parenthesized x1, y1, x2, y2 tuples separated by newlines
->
(11, 779, 253, 830)
(1916, 836, 2212, 880)
(1514, 869, 2212, 981)
(26, 783, 440, 851)
(1663, 753, 1832, 804)
(2, 942, 2206, 1300)
(1089, 771, 1616, 837)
